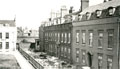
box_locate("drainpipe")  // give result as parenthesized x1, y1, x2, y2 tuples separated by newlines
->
(117, 18, 120, 69)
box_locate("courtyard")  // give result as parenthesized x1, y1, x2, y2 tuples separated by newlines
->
(0, 54, 20, 69)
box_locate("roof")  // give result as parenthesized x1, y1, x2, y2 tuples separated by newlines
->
(64, 11, 81, 18)
(53, 17, 61, 20)
(17, 37, 38, 43)
(0, 20, 15, 27)
(80, 0, 120, 14)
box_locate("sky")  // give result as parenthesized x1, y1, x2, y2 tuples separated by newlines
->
(0, 0, 104, 29)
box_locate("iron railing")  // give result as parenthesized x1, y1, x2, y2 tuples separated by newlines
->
(18, 47, 44, 69)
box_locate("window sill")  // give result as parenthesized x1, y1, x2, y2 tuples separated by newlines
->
(82, 43, 86, 46)
(81, 63, 86, 66)
(68, 42, 71, 44)
(89, 45, 93, 48)
(76, 42, 79, 44)
(64, 42, 67, 43)
(98, 47, 103, 49)
(107, 48, 113, 51)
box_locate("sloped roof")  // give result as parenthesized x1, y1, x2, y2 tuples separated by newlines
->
(0, 20, 15, 27)
(53, 17, 61, 20)
(80, 0, 120, 14)
(65, 11, 81, 16)
(17, 37, 38, 43)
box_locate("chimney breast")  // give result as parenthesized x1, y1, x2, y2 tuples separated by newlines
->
(69, 6, 73, 13)
(104, 0, 112, 3)
(81, 0, 89, 12)
(104, 0, 107, 2)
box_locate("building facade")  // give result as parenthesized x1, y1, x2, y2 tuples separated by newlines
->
(72, 0, 120, 69)
(43, 21, 73, 63)
(39, 5, 74, 64)
(17, 27, 38, 48)
(39, 0, 120, 69)
(0, 20, 17, 52)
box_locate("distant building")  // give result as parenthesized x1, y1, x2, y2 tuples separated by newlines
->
(17, 27, 38, 43)
(17, 27, 39, 37)
(0, 20, 17, 52)
(17, 27, 38, 51)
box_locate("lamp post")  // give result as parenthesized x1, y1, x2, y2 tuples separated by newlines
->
(56, 41, 60, 58)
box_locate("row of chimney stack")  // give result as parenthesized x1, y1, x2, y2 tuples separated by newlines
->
(72, 0, 113, 13)
(50, 0, 113, 21)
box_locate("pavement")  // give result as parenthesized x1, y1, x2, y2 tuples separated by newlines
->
(13, 50, 35, 69)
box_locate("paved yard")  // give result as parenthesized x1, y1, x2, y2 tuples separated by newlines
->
(0, 54, 20, 69)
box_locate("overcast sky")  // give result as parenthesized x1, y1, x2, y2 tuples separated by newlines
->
(0, 0, 103, 29)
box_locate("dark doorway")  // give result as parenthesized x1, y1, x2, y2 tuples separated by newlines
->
(87, 52, 93, 67)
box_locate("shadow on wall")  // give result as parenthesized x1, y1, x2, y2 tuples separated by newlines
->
(21, 39, 29, 43)
(29, 43, 36, 52)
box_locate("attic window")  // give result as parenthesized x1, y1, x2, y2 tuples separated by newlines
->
(108, 7, 115, 15)
(53, 20, 56, 25)
(86, 12, 91, 20)
(96, 10, 102, 17)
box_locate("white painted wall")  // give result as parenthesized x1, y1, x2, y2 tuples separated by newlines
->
(0, 27, 17, 52)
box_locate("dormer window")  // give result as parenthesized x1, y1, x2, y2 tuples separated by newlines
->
(86, 12, 91, 20)
(56, 19, 58, 24)
(53, 20, 56, 25)
(72, 15, 76, 21)
(45, 23, 47, 27)
(58, 19, 61, 24)
(96, 10, 102, 17)
(104, 0, 112, 2)
(78, 14, 82, 21)
(61, 18, 65, 23)
(108, 7, 115, 15)
(49, 21, 51, 26)
(47, 22, 49, 26)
